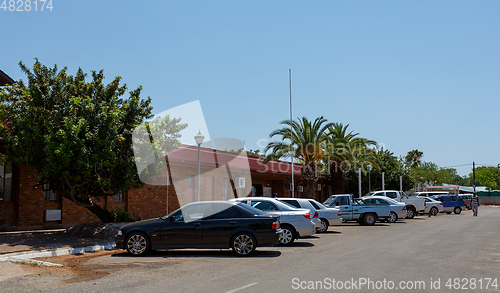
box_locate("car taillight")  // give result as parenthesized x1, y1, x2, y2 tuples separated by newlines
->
(337, 211, 341, 216)
(424, 201, 426, 206)
(313, 211, 319, 218)
(403, 206, 407, 210)
(439, 203, 443, 206)
(304, 213, 312, 220)
(272, 221, 280, 229)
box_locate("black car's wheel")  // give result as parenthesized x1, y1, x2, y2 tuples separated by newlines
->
(317, 219, 329, 233)
(430, 207, 438, 216)
(454, 206, 462, 214)
(406, 207, 416, 219)
(279, 225, 296, 245)
(125, 232, 150, 256)
(363, 213, 377, 226)
(231, 233, 256, 256)
(387, 212, 398, 223)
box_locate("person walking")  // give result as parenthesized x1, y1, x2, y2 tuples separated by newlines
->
(471, 194, 479, 216)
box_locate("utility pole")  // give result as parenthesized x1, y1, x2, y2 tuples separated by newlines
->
(473, 162, 476, 196)
(289, 69, 294, 198)
(358, 168, 362, 198)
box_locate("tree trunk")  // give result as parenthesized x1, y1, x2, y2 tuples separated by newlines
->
(302, 179, 316, 199)
(330, 159, 346, 195)
(301, 163, 319, 199)
(63, 194, 114, 223)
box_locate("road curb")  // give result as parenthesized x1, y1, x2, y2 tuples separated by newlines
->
(0, 242, 116, 266)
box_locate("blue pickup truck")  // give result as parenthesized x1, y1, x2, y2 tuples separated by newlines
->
(323, 194, 392, 225)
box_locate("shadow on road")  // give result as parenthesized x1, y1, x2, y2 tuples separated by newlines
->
(322, 230, 341, 234)
(283, 241, 314, 248)
(111, 248, 282, 258)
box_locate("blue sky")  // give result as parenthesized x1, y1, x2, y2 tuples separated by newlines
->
(2, 0, 499, 175)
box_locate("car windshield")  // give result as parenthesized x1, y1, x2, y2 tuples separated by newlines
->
(276, 200, 303, 210)
(309, 200, 326, 210)
(365, 192, 375, 197)
(324, 197, 335, 206)
(236, 202, 267, 216)
(383, 197, 400, 205)
(353, 199, 365, 205)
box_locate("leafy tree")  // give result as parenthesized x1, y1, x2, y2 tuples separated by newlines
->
(345, 148, 413, 196)
(471, 166, 500, 190)
(409, 161, 464, 187)
(0, 60, 184, 222)
(405, 149, 423, 168)
(264, 117, 333, 198)
(324, 123, 377, 195)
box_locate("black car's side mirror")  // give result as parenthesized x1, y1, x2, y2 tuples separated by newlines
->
(170, 216, 176, 223)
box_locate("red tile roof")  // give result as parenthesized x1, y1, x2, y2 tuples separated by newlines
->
(165, 145, 302, 175)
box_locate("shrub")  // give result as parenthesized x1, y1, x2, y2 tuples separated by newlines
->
(111, 207, 135, 222)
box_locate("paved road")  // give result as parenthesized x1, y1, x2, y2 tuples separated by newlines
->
(4, 207, 500, 292)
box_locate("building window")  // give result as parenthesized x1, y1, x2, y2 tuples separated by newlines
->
(114, 191, 124, 201)
(0, 161, 13, 201)
(43, 183, 57, 201)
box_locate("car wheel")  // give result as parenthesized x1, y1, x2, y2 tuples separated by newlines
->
(363, 213, 377, 226)
(279, 225, 296, 245)
(430, 207, 438, 216)
(231, 233, 256, 256)
(406, 207, 416, 219)
(454, 206, 462, 214)
(317, 219, 329, 233)
(125, 232, 150, 256)
(387, 212, 398, 223)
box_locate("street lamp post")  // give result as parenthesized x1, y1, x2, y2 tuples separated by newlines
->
(194, 131, 205, 202)
(367, 164, 372, 192)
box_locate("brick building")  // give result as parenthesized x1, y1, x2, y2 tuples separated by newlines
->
(0, 144, 329, 230)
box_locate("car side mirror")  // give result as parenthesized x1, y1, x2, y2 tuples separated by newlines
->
(170, 216, 176, 223)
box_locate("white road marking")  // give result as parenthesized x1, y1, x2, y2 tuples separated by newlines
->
(225, 282, 259, 293)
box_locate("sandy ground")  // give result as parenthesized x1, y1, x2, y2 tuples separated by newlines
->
(0, 250, 124, 286)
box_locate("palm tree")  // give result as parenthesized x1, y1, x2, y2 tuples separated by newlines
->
(325, 123, 377, 195)
(264, 116, 334, 199)
(405, 149, 423, 168)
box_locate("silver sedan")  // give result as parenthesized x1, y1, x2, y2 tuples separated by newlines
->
(229, 197, 315, 245)
(277, 198, 342, 233)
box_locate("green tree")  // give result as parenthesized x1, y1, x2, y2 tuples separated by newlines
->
(325, 123, 377, 194)
(471, 166, 499, 190)
(344, 148, 413, 196)
(264, 117, 333, 198)
(405, 149, 423, 168)
(0, 60, 184, 222)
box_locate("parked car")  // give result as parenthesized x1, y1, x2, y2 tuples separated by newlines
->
(459, 194, 473, 210)
(115, 201, 282, 257)
(415, 196, 444, 216)
(365, 190, 426, 219)
(412, 191, 449, 198)
(229, 197, 315, 245)
(323, 194, 391, 225)
(277, 198, 342, 233)
(430, 194, 466, 214)
(361, 196, 407, 223)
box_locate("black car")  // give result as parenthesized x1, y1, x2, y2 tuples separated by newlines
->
(115, 201, 282, 256)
